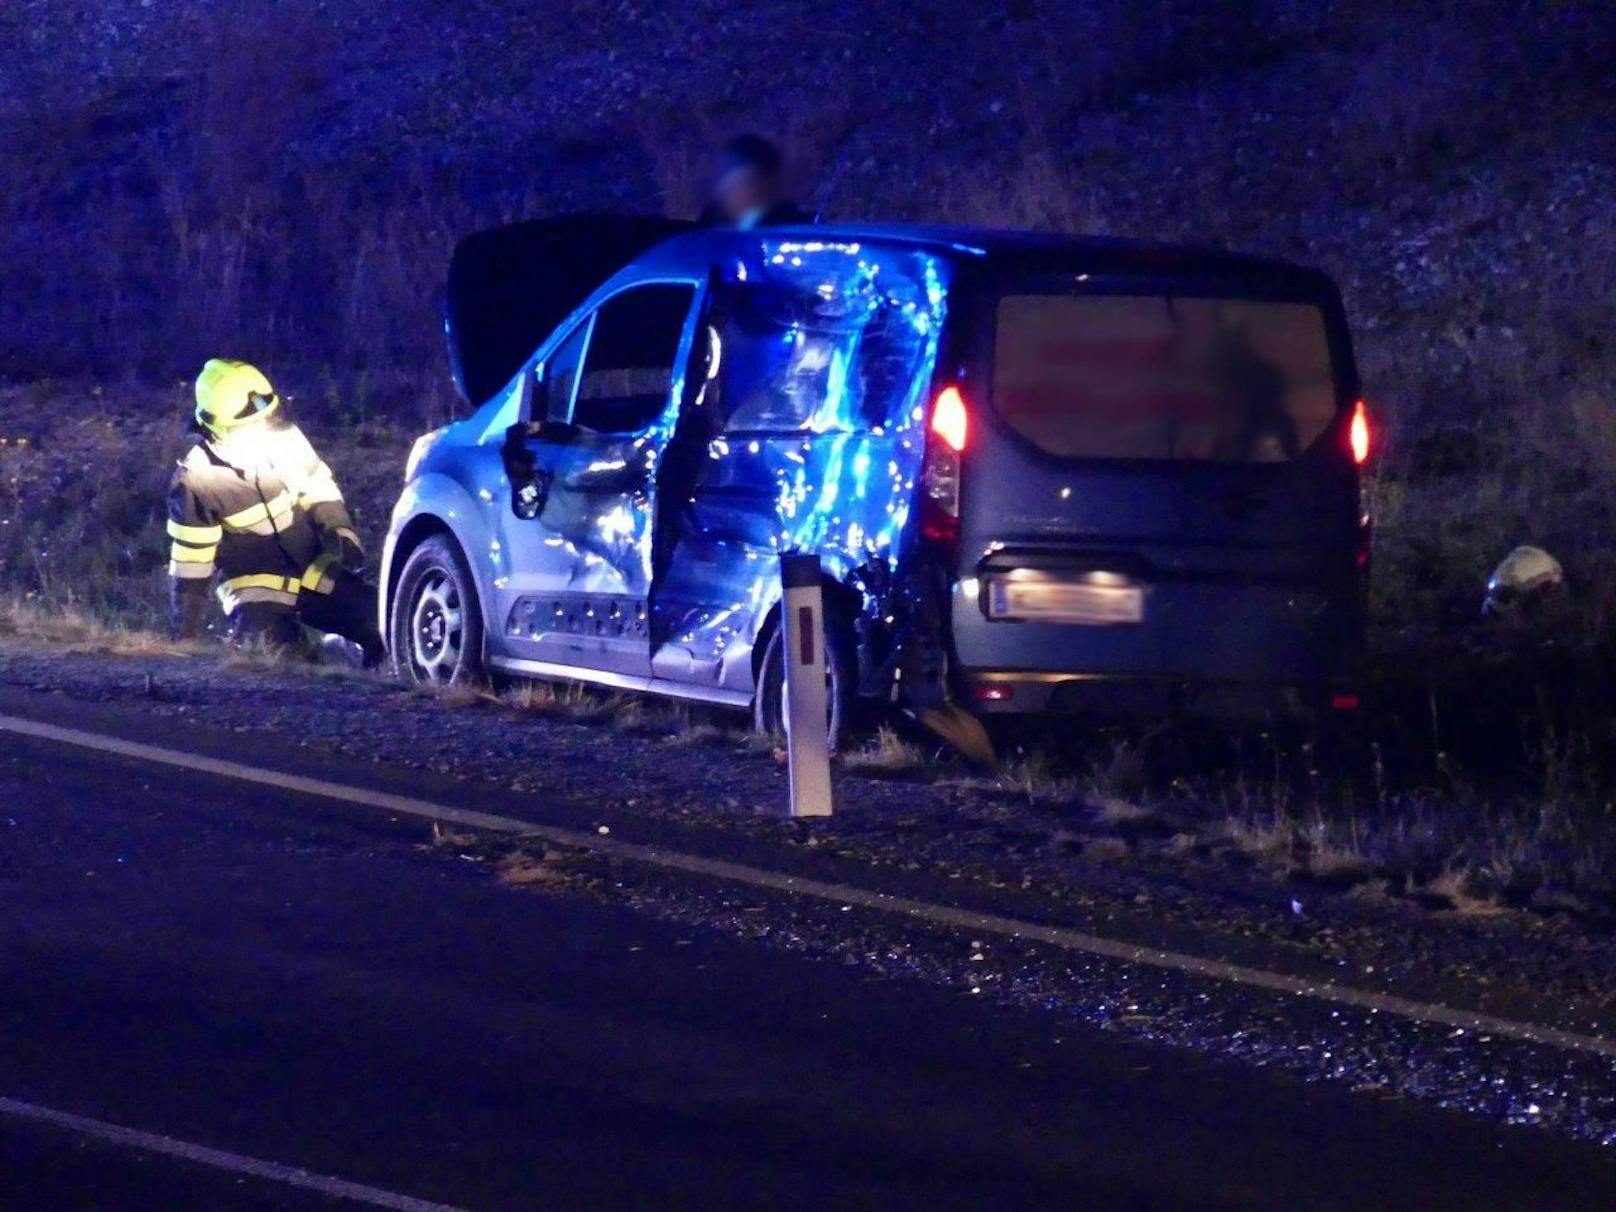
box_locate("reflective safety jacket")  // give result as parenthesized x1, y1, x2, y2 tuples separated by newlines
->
(167, 419, 360, 618)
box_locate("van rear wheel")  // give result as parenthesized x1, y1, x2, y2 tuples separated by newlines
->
(391, 535, 485, 686)
(753, 606, 856, 754)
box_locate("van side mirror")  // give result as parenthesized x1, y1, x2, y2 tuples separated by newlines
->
(500, 419, 567, 520)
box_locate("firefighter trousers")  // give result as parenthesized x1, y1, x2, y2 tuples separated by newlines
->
(228, 569, 385, 666)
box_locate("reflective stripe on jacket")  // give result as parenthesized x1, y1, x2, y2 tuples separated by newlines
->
(166, 518, 222, 580)
(166, 419, 356, 612)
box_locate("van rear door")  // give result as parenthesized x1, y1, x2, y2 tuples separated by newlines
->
(949, 276, 1363, 703)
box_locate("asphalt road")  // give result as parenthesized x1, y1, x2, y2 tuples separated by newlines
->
(4, 726, 1615, 1210)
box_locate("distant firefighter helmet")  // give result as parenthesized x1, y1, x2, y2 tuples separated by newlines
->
(1483, 545, 1564, 617)
(194, 359, 279, 438)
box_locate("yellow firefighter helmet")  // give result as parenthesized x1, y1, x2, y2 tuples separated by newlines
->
(194, 359, 279, 438)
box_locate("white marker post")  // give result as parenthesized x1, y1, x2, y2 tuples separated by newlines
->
(780, 553, 833, 817)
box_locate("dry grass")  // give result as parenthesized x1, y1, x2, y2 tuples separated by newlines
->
(612, 697, 684, 737)
(496, 849, 570, 889)
(666, 721, 744, 748)
(1220, 813, 1298, 874)
(0, 593, 183, 657)
(501, 679, 622, 724)
(217, 637, 380, 679)
(737, 729, 789, 759)
(841, 726, 930, 780)
(428, 821, 479, 850)
(1000, 751, 1081, 806)
(1425, 868, 1508, 917)
(426, 826, 581, 892)
(411, 680, 498, 710)
(1199, 776, 1616, 913)
(1300, 819, 1376, 887)
(943, 764, 1063, 808)
(1091, 797, 1154, 828)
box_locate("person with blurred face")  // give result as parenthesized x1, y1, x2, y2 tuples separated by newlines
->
(702, 133, 813, 228)
(166, 359, 384, 663)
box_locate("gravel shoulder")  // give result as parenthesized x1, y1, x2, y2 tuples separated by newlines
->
(3, 639, 1616, 1027)
(6, 638, 1616, 1145)
(4, 639, 1616, 1032)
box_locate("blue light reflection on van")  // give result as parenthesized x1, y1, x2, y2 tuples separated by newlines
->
(650, 238, 948, 671)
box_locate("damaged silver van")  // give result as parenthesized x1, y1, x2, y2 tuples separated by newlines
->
(382, 218, 1369, 746)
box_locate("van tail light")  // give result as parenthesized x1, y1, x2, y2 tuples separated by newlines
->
(1350, 399, 1373, 572)
(921, 385, 968, 545)
(1348, 398, 1371, 466)
(930, 385, 969, 454)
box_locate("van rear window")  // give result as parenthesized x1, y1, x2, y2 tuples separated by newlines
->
(993, 294, 1338, 462)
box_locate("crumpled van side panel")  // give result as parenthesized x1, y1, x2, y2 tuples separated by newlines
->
(649, 237, 949, 693)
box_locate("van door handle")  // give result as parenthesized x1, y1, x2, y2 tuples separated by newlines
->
(514, 468, 552, 519)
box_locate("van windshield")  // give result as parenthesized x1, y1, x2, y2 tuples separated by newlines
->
(992, 294, 1339, 462)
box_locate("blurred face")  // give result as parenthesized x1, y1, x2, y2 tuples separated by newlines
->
(717, 165, 774, 222)
(213, 410, 296, 471)
(211, 404, 275, 450)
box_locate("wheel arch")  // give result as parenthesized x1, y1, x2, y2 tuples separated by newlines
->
(385, 514, 455, 619)
(749, 573, 864, 691)
(384, 515, 491, 667)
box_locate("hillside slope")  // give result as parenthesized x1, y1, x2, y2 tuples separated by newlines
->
(1, 0, 1613, 630)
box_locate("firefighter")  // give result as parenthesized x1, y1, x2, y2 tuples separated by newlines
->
(167, 359, 384, 664)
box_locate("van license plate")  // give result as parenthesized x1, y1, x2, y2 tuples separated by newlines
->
(989, 579, 1144, 625)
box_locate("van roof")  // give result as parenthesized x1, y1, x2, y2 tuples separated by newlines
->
(446, 215, 1344, 404)
(648, 221, 1336, 296)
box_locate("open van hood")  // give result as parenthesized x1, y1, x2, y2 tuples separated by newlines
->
(445, 214, 693, 406)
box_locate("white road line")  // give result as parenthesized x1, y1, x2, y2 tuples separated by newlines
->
(0, 1096, 468, 1212)
(5, 711, 1616, 1061)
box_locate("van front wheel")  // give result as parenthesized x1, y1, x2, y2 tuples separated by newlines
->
(391, 535, 485, 686)
(753, 606, 856, 754)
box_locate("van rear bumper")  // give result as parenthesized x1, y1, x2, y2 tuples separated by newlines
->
(959, 671, 1355, 724)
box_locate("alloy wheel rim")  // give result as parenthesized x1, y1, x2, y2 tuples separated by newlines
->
(409, 570, 464, 683)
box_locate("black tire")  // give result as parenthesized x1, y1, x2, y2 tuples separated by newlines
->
(390, 534, 485, 686)
(753, 602, 857, 753)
